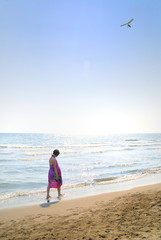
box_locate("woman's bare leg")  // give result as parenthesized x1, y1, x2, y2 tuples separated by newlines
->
(57, 187, 61, 197)
(47, 184, 50, 199)
(57, 187, 64, 199)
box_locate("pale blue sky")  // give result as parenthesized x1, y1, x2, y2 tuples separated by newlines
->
(0, 0, 161, 134)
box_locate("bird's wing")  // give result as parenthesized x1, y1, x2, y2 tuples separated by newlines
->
(120, 22, 128, 27)
(127, 18, 134, 24)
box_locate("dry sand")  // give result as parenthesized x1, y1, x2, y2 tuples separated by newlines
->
(0, 183, 161, 240)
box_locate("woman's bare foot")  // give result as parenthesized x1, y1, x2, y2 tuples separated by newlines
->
(58, 193, 65, 200)
(46, 195, 51, 202)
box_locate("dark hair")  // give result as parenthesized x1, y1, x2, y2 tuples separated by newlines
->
(53, 149, 60, 157)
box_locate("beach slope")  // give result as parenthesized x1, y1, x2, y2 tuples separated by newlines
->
(0, 183, 161, 240)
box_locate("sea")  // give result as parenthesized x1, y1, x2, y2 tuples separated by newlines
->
(0, 133, 161, 209)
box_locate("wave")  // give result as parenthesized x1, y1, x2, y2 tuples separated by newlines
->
(125, 139, 138, 141)
(0, 189, 46, 201)
(0, 182, 93, 201)
(146, 147, 161, 150)
(93, 167, 161, 185)
(0, 145, 55, 150)
(113, 163, 134, 167)
(94, 177, 117, 182)
(149, 139, 161, 143)
(0, 152, 14, 155)
(0, 183, 93, 201)
(61, 147, 135, 154)
(63, 143, 109, 148)
(24, 152, 50, 157)
(0, 167, 161, 202)
(0, 143, 108, 150)
(23, 149, 108, 156)
(63, 162, 135, 172)
(19, 158, 46, 161)
(92, 148, 133, 152)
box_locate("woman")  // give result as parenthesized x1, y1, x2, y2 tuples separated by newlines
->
(46, 149, 63, 201)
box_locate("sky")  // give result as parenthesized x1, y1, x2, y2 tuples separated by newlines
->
(0, 0, 161, 135)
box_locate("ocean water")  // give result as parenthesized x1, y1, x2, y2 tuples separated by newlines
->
(0, 133, 161, 209)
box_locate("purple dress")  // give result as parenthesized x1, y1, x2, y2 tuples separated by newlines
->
(48, 155, 62, 188)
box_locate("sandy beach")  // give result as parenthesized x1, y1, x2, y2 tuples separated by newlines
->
(0, 183, 161, 240)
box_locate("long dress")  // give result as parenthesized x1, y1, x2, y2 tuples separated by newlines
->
(48, 155, 62, 188)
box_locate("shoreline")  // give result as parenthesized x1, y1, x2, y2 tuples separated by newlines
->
(1, 171, 161, 210)
(0, 183, 161, 239)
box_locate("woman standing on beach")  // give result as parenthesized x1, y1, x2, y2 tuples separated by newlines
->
(46, 149, 63, 201)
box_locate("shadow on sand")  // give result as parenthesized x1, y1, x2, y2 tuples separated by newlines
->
(40, 199, 59, 208)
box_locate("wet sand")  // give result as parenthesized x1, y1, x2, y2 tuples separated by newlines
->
(0, 183, 161, 240)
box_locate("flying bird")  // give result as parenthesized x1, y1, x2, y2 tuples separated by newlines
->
(120, 18, 134, 28)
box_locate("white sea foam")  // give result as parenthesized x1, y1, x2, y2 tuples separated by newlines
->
(125, 139, 138, 141)
(113, 163, 134, 166)
(24, 152, 50, 156)
(19, 158, 46, 161)
(0, 189, 46, 201)
(0, 143, 108, 149)
(94, 167, 161, 185)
